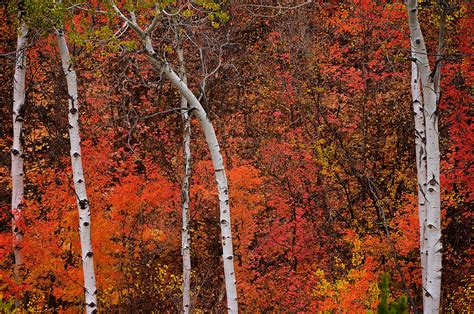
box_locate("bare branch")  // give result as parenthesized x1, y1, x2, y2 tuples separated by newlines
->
(144, 10, 161, 35)
(110, 1, 145, 37)
(240, 0, 312, 18)
(114, 21, 129, 38)
(433, 6, 447, 103)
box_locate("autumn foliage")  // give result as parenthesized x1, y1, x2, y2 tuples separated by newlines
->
(0, 0, 472, 312)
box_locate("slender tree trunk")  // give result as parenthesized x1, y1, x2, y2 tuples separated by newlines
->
(407, 1, 442, 312)
(11, 18, 28, 288)
(410, 56, 428, 305)
(178, 46, 192, 314)
(147, 42, 239, 314)
(57, 29, 97, 314)
(110, 6, 238, 311)
(152, 49, 238, 314)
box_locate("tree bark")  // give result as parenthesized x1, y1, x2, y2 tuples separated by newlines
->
(11, 19, 28, 287)
(407, 1, 442, 312)
(410, 55, 427, 305)
(57, 29, 98, 314)
(154, 51, 239, 314)
(111, 6, 239, 311)
(178, 46, 193, 314)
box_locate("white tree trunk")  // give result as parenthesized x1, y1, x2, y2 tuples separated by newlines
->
(407, 1, 442, 312)
(148, 42, 239, 314)
(57, 29, 98, 314)
(411, 53, 428, 307)
(178, 46, 192, 314)
(11, 20, 28, 283)
(110, 6, 238, 311)
(156, 52, 238, 314)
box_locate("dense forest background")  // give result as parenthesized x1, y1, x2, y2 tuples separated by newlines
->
(0, 0, 472, 312)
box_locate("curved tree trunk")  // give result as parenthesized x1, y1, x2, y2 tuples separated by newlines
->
(178, 46, 193, 314)
(57, 29, 98, 314)
(407, 1, 442, 312)
(12, 19, 28, 286)
(155, 51, 239, 314)
(110, 6, 239, 311)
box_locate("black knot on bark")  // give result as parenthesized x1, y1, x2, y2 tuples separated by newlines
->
(220, 219, 227, 225)
(226, 256, 233, 260)
(15, 116, 24, 122)
(83, 222, 90, 226)
(11, 149, 20, 156)
(428, 174, 437, 186)
(415, 39, 421, 44)
(73, 152, 80, 158)
(79, 199, 88, 209)
(78, 179, 84, 183)
(86, 251, 93, 258)
(70, 107, 78, 115)
(89, 302, 96, 308)
(68, 124, 74, 129)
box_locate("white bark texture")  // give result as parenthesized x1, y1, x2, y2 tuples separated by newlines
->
(407, 1, 442, 313)
(178, 46, 192, 314)
(111, 6, 239, 311)
(411, 52, 428, 307)
(158, 56, 239, 314)
(12, 20, 28, 281)
(57, 29, 98, 314)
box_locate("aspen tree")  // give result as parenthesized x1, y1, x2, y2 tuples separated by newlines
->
(11, 2, 28, 284)
(111, 4, 239, 312)
(57, 28, 98, 314)
(410, 54, 428, 303)
(406, 1, 444, 312)
(177, 45, 193, 313)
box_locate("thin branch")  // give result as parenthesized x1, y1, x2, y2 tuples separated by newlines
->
(114, 21, 129, 38)
(433, 5, 447, 103)
(241, 0, 312, 18)
(139, 107, 193, 120)
(110, 1, 145, 37)
(144, 10, 160, 35)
